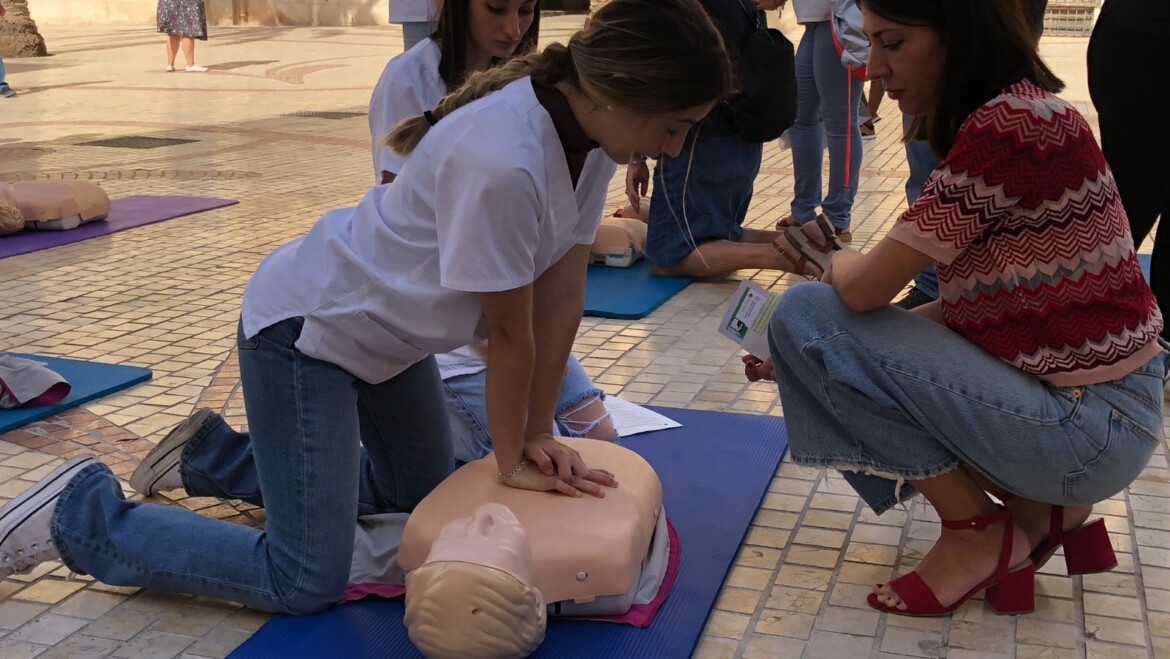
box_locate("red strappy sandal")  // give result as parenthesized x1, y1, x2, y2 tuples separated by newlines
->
(867, 508, 1036, 617)
(1031, 506, 1117, 575)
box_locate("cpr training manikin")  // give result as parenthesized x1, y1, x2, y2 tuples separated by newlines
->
(344, 438, 676, 659)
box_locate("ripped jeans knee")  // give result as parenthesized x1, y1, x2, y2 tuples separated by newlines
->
(556, 395, 618, 442)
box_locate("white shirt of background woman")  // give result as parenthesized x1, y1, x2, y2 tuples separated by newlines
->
(242, 78, 616, 384)
(791, 0, 831, 23)
(369, 38, 446, 182)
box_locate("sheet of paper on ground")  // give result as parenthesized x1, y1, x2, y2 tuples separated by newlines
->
(603, 396, 682, 436)
(718, 280, 780, 359)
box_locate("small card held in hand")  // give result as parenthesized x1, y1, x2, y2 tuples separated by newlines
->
(718, 280, 780, 359)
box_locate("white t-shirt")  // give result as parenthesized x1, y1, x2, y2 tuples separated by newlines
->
(369, 38, 446, 182)
(792, 0, 831, 23)
(242, 78, 617, 384)
(388, 0, 436, 23)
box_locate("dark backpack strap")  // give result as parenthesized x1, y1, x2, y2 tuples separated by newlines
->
(734, 0, 762, 29)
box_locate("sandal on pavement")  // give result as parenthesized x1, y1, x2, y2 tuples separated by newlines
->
(1030, 506, 1117, 575)
(775, 214, 797, 230)
(867, 508, 1036, 617)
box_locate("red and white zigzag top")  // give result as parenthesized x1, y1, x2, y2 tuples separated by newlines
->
(889, 80, 1163, 386)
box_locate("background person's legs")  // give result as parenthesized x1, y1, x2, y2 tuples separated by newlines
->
(787, 24, 826, 225)
(180, 37, 199, 68)
(812, 22, 864, 233)
(165, 34, 181, 68)
(1088, 13, 1170, 338)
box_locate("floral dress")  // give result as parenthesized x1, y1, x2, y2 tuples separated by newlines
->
(156, 0, 207, 40)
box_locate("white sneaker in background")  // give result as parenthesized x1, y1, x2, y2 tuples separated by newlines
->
(185, 65, 209, 73)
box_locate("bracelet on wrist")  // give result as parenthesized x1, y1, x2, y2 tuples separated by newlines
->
(498, 457, 530, 484)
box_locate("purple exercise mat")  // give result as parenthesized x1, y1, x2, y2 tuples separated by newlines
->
(0, 195, 238, 259)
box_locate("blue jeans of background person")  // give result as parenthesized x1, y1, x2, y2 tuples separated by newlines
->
(0, 56, 7, 86)
(645, 133, 762, 266)
(50, 317, 454, 614)
(401, 21, 437, 51)
(768, 283, 1166, 514)
(903, 112, 942, 297)
(444, 356, 615, 464)
(788, 21, 864, 231)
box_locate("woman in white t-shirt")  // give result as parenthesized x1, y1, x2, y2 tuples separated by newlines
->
(0, 0, 732, 616)
(370, 0, 616, 459)
(371, 0, 541, 185)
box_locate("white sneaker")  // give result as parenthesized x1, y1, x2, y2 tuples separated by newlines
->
(130, 408, 214, 496)
(0, 456, 96, 578)
(185, 65, 209, 73)
(165, 64, 175, 72)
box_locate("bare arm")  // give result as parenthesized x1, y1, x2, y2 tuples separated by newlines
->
(525, 243, 590, 440)
(479, 285, 536, 476)
(823, 238, 935, 312)
(479, 246, 617, 497)
(910, 299, 945, 324)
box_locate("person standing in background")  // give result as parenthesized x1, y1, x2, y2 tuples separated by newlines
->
(1088, 0, 1170, 338)
(392, 0, 439, 51)
(0, 3, 14, 97)
(157, 0, 209, 72)
(779, 0, 864, 243)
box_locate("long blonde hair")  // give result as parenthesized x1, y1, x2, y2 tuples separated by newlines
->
(385, 0, 732, 156)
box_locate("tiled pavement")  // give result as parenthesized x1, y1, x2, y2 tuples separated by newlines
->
(1, 16, 1166, 659)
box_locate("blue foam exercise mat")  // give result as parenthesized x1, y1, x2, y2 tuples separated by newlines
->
(0, 353, 152, 435)
(583, 261, 692, 320)
(229, 406, 788, 659)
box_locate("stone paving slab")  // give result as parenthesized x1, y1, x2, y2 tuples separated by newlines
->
(0, 17, 1164, 659)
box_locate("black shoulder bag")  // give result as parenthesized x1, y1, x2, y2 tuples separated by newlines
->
(725, 0, 798, 143)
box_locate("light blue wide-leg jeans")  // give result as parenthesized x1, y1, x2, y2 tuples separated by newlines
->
(51, 317, 454, 614)
(788, 21, 864, 230)
(768, 283, 1166, 515)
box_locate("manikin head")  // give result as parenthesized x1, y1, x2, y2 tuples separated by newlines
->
(0, 184, 24, 236)
(404, 503, 546, 659)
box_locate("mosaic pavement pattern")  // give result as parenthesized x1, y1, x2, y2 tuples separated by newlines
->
(0, 17, 1165, 659)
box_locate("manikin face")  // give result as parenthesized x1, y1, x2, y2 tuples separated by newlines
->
(424, 503, 536, 586)
(593, 102, 718, 165)
(861, 8, 945, 117)
(467, 0, 537, 64)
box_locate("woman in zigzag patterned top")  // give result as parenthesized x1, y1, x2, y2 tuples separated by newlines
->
(762, 0, 1168, 618)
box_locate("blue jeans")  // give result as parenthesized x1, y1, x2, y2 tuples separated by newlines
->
(0, 56, 7, 86)
(788, 21, 864, 230)
(444, 356, 614, 464)
(645, 133, 762, 266)
(51, 317, 454, 614)
(769, 283, 1166, 514)
(903, 113, 942, 297)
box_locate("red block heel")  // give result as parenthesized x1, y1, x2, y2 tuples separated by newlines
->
(866, 508, 1035, 617)
(985, 561, 1036, 615)
(1033, 507, 1117, 575)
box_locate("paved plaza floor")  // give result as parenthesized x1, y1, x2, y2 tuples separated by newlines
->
(0, 15, 1166, 659)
